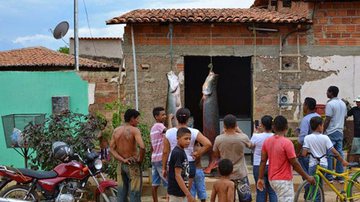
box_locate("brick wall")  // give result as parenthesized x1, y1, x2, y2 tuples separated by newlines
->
(273, 0, 311, 18)
(124, 23, 307, 46)
(78, 71, 121, 121)
(313, 1, 360, 46)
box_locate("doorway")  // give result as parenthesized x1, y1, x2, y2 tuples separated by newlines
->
(184, 56, 253, 137)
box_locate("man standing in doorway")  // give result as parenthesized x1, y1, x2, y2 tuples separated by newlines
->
(110, 109, 145, 201)
(298, 97, 320, 174)
(323, 86, 347, 183)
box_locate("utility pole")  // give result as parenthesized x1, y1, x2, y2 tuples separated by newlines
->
(74, 0, 79, 71)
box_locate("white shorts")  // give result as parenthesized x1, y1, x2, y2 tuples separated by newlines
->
(269, 180, 294, 202)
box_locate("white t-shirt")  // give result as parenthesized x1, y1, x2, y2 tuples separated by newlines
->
(165, 127, 199, 162)
(325, 97, 347, 135)
(250, 132, 273, 166)
(303, 132, 334, 167)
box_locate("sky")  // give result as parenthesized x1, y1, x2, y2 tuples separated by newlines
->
(0, 0, 253, 51)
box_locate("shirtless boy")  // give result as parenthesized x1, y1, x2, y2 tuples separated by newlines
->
(110, 109, 145, 202)
(210, 159, 235, 202)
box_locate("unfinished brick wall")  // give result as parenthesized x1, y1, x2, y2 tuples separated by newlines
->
(272, 0, 311, 17)
(313, 1, 360, 46)
(124, 23, 307, 46)
(253, 56, 333, 120)
(121, 54, 183, 126)
(78, 71, 121, 121)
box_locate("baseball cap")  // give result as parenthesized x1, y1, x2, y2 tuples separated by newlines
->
(355, 95, 360, 102)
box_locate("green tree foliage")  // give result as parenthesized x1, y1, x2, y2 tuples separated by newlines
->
(58, 46, 69, 54)
(23, 110, 106, 170)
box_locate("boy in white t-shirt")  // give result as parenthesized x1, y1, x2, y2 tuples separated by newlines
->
(302, 116, 348, 178)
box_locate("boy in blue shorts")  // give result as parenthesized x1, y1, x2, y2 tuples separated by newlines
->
(190, 141, 207, 202)
(150, 107, 171, 202)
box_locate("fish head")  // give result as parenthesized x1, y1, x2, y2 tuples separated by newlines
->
(167, 71, 179, 93)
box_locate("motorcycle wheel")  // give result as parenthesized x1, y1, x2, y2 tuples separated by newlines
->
(0, 184, 38, 201)
(96, 187, 117, 202)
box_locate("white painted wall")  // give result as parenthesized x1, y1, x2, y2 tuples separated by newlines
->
(70, 38, 123, 58)
(301, 56, 360, 105)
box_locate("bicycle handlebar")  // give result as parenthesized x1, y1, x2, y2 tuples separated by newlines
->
(307, 153, 359, 168)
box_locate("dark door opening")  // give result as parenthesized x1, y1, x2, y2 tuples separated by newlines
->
(184, 56, 252, 132)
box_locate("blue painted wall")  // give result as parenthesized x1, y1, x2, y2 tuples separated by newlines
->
(0, 71, 88, 167)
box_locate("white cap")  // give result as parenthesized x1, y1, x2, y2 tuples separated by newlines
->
(355, 95, 360, 102)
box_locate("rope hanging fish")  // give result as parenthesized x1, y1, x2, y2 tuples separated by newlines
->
(166, 24, 181, 127)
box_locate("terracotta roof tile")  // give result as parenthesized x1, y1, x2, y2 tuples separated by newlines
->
(107, 8, 311, 24)
(0, 47, 118, 70)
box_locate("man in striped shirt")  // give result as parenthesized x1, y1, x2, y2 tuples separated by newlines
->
(151, 107, 172, 202)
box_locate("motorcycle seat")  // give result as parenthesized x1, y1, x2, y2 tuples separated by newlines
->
(16, 168, 58, 179)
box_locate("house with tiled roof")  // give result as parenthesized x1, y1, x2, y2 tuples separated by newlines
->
(107, 0, 359, 151)
(0, 47, 120, 167)
(0, 46, 117, 70)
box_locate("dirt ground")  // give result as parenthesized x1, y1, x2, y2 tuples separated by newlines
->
(139, 174, 347, 202)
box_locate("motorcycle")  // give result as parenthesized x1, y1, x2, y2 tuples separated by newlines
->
(0, 142, 117, 202)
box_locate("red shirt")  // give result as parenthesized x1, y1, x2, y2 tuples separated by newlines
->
(262, 135, 296, 180)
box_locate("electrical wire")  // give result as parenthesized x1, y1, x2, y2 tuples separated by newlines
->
(82, 0, 97, 57)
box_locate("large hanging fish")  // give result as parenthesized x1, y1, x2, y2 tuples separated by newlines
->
(166, 71, 181, 127)
(202, 70, 219, 145)
(202, 69, 220, 174)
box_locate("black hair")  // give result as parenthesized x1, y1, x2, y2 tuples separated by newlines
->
(152, 107, 165, 118)
(261, 115, 273, 131)
(218, 159, 233, 176)
(124, 109, 140, 122)
(328, 86, 339, 97)
(176, 108, 191, 124)
(304, 97, 317, 111)
(273, 115, 288, 132)
(224, 114, 237, 129)
(310, 116, 323, 131)
(177, 127, 191, 138)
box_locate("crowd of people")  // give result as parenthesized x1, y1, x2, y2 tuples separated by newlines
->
(108, 85, 360, 202)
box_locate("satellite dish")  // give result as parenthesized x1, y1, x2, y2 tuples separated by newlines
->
(53, 21, 69, 39)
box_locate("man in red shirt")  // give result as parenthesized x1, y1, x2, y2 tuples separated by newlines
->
(257, 115, 315, 201)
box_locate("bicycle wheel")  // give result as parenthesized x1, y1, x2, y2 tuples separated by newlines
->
(348, 171, 360, 202)
(295, 180, 325, 202)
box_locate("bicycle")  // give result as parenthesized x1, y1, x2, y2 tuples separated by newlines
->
(294, 154, 360, 202)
